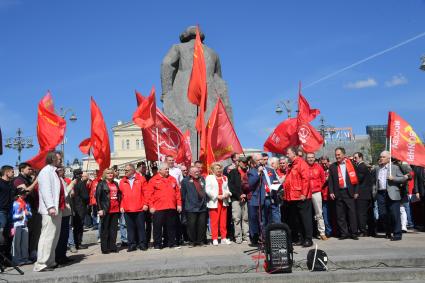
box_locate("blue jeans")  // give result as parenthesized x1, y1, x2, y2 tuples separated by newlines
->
(402, 199, 414, 227)
(68, 216, 75, 247)
(322, 201, 332, 236)
(119, 213, 128, 243)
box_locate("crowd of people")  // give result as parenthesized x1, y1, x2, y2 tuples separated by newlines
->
(0, 147, 424, 272)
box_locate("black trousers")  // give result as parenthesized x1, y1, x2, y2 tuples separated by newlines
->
(356, 199, 375, 235)
(336, 189, 358, 237)
(175, 213, 188, 244)
(287, 200, 313, 242)
(153, 209, 177, 248)
(72, 213, 85, 248)
(124, 212, 146, 248)
(28, 212, 42, 256)
(144, 211, 152, 245)
(186, 211, 208, 245)
(100, 212, 119, 252)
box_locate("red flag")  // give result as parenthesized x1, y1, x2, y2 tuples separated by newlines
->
(27, 92, 66, 169)
(135, 92, 190, 163)
(388, 111, 425, 167)
(205, 98, 243, 165)
(187, 26, 207, 133)
(263, 83, 323, 154)
(298, 82, 320, 123)
(79, 98, 111, 177)
(263, 118, 298, 153)
(176, 130, 192, 167)
(296, 87, 323, 152)
(133, 87, 156, 129)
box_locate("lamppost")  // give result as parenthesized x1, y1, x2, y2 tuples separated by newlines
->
(58, 107, 77, 162)
(420, 55, 425, 71)
(275, 100, 294, 118)
(5, 128, 34, 165)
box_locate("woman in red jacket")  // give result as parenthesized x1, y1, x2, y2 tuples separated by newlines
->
(96, 168, 121, 254)
(283, 147, 313, 247)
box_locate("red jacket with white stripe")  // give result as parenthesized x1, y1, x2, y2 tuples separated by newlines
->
(147, 174, 182, 211)
(119, 173, 148, 212)
(308, 163, 326, 194)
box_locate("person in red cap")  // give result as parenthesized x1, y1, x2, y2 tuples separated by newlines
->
(147, 163, 182, 249)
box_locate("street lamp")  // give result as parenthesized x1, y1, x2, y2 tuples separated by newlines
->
(275, 100, 293, 118)
(420, 55, 425, 71)
(58, 107, 77, 162)
(5, 128, 33, 165)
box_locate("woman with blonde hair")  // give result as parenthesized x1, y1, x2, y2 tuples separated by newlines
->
(96, 168, 121, 254)
(205, 162, 232, 245)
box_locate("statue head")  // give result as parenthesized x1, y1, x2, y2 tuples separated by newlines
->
(179, 26, 205, 43)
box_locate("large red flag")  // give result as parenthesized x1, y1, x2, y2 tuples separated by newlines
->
(205, 98, 243, 165)
(263, 118, 298, 153)
(387, 111, 425, 167)
(136, 92, 191, 164)
(296, 85, 323, 152)
(263, 84, 323, 153)
(176, 130, 192, 167)
(79, 98, 111, 177)
(298, 93, 320, 123)
(133, 87, 156, 129)
(187, 26, 207, 133)
(27, 92, 66, 169)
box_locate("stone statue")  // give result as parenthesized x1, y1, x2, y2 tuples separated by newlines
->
(161, 26, 233, 158)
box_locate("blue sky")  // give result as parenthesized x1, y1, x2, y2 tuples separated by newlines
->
(1, 0, 424, 165)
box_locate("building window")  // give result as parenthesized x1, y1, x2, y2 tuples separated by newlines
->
(126, 139, 130, 150)
(121, 140, 125, 150)
(136, 139, 140, 149)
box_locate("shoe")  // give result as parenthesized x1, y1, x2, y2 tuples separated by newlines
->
(339, 236, 349, 240)
(358, 232, 368, 237)
(385, 234, 392, 239)
(154, 246, 161, 250)
(320, 235, 328, 241)
(351, 235, 359, 240)
(302, 240, 313, 247)
(127, 246, 137, 252)
(139, 245, 148, 251)
(121, 242, 128, 247)
(402, 229, 408, 233)
(77, 244, 88, 250)
(69, 246, 77, 253)
(222, 238, 232, 245)
(212, 239, 219, 246)
(235, 238, 242, 244)
(101, 251, 110, 254)
(293, 240, 304, 246)
(390, 237, 402, 241)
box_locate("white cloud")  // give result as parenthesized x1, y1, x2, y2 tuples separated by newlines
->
(344, 78, 378, 89)
(385, 74, 408, 87)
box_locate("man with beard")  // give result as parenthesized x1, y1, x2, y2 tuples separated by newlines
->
(0, 165, 15, 267)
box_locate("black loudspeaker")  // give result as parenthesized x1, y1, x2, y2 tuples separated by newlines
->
(264, 223, 293, 273)
(307, 245, 328, 271)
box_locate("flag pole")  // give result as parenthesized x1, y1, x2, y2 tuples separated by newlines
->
(196, 106, 199, 161)
(156, 127, 160, 163)
(389, 135, 392, 176)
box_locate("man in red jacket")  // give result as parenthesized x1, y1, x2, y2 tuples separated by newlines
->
(306, 153, 327, 240)
(283, 147, 313, 247)
(147, 163, 182, 250)
(119, 164, 149, 252)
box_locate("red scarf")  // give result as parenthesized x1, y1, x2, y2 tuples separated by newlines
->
(337, 159, 358, 188)
(17, 197, 27, 212)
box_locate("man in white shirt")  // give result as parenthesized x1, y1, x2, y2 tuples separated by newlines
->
(166, 156, 183, 185)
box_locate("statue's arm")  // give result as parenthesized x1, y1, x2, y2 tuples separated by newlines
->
(160, 45, 180, 102)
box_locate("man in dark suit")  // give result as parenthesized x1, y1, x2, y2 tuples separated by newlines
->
(180, 166, 207, 247)
(248, 153, 280, 243)
(328, 147, 359, 240)
(412, 165, 424, 230)
(353, 152, 375, 237)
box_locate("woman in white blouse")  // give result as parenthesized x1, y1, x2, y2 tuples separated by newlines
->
(205, 163, 232, 245)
